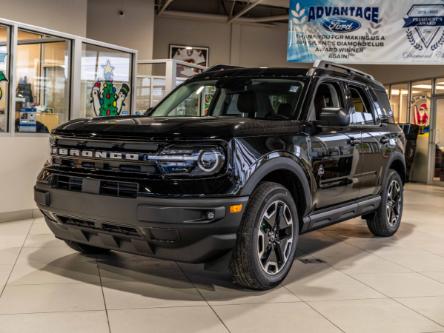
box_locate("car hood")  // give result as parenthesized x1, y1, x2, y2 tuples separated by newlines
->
(53, 116, 304, 140)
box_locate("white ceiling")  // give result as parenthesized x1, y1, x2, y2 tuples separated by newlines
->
(237, 0, 289, 9)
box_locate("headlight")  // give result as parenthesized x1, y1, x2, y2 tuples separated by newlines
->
(198, 150, 223, 173)
(151, 146, 225, 176)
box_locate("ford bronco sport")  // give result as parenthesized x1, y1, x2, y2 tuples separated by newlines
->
(34, 61, 406, 290)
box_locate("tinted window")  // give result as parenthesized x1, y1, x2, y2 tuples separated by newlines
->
(312, 82, 343, 120)
(151, 79, 304, 120)
(372, 88, 394, 123)
(349, 86, 375, 125)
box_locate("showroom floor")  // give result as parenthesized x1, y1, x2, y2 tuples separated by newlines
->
(0, 184, 444, 333)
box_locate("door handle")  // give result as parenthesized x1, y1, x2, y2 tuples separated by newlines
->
(380, 136, 390, 144)
(348, 137, 361, 146)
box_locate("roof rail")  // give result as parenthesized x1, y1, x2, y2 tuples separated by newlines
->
(204, 64, 244, 73)
(310, 60, 374, 80)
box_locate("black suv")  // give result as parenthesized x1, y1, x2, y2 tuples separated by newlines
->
(35, 61, 406, 290)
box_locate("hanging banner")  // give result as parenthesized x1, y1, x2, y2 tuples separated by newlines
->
(287, 0, 444, 64)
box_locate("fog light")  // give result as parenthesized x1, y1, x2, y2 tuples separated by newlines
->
(206, 211, 215, 219)
(229, 204, 243, 214)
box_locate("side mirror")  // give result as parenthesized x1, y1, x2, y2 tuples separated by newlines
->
(318, 107, 349, 127)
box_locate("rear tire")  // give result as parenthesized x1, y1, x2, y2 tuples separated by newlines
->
(230, 182, 299, 290)
(64, 240, 111, 255)
(366, 169, 403, 237)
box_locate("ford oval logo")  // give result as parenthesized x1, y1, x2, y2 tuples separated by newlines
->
(322, 17, 361, 33)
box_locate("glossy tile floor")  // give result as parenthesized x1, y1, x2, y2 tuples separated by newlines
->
(1, 183, 444, 333)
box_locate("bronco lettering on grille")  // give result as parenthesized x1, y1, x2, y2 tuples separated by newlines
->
(52, 147, 140, 161)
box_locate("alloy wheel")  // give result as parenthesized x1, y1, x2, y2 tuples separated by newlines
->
(257, 200, 294, 275)
(386, 179, 402, 226)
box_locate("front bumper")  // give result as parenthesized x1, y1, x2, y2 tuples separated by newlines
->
(34, 184, 248, 263)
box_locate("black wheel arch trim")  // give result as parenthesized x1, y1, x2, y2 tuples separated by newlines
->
(384, 151, 407, 184)
(238, 155, 313, 217)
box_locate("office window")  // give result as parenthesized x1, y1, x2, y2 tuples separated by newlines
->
(81, 43, 132, 118)
(15, 29, 71, 133)
(0, 25, 10, 132)
(390, 83, 409, 123)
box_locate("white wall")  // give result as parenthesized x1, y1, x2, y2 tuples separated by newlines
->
(154, 16, 444, 84)
(0, 137, 49, 214)
(0, 0, 88, 217)
(87, 0, 155, 59)
(153, 16, 292, 67)
(0, 0, 87, 36)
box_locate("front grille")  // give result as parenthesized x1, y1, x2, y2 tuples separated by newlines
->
(100, 180, 138, 198)
(52, 175, 83, 192)
(102, 223, 139, 236)
(62, 217, 95, 228)
(59, 216, 140, 237)
(51, 137, 162, 176)
(50, 174, 139, 198)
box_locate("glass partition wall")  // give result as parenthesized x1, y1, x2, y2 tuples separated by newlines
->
(386, 79, 444, 185)
(0, 18, 136, 136)
(15, 29, 71, 133)
(81, 44, 133, 118)
(390, 83, 409, 123)
(0, 25, 10, 133)
(136, 60, 206, 114)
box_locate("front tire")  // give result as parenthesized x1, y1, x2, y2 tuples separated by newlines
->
(366, 169, 404, 237)
(231, 182, 299, 290)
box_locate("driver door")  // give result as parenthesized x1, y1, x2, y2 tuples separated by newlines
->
(309, 80, 362, 209)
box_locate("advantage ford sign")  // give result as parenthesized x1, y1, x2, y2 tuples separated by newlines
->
(288, 0, 444, 64)
(321, 17, 361, 33)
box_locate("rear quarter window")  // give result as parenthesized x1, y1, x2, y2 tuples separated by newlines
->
(372, 88, 394, 123)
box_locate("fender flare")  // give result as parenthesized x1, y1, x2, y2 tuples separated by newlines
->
(383, 151, 407, 184)
(239, 156, 313, 216)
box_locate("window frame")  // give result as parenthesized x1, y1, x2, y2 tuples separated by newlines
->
(13, 28, 73, 135)
(80, 42, 134, 119)
(0, 23, 12, 135)
(0, 18, 137, 138)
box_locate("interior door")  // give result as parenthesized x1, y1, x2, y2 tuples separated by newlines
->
(431, 97, 444, 184)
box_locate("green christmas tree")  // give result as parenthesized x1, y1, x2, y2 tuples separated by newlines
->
(91, 60, 130, 117)
(100, 81, 118, 116)
(0, 70, 7, 100)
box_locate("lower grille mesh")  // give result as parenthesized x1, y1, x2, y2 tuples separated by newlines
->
(51, 175, 138, 198)
(59, 216, 140, 237)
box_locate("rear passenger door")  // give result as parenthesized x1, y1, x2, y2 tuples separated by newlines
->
(347, 84, 384, 197)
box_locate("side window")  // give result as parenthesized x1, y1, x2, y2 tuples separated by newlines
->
(373, 89, 394, 123)
(311, 82, 344, 120)
(349, 86, 375, 125)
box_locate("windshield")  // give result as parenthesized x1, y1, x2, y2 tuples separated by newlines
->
(150, 78, 304, 120)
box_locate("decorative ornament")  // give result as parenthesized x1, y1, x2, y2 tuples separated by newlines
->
(90, 60, 130, 117)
